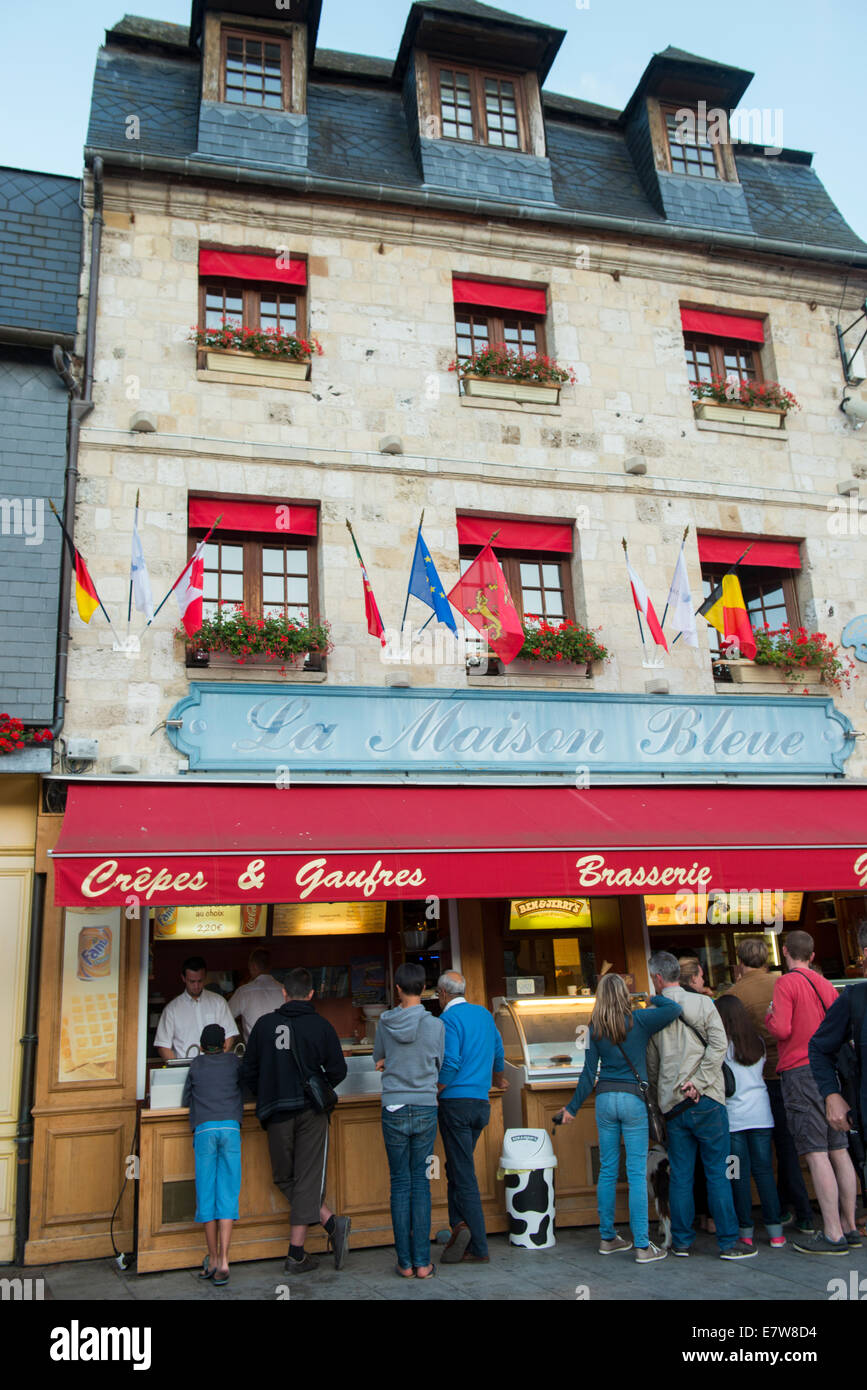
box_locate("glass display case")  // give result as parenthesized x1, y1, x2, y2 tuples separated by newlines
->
(495, 995, 596, 1128)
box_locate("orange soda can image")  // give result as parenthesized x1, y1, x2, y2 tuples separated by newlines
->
(241, 905, 261, 935)
(154, 906, 178, 937)
(77, 926, 112, 980)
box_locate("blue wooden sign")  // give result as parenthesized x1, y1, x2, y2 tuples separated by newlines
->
(166, 685, 854, 778)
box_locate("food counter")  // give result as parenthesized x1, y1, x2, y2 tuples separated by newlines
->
(494, 995, 629, 1228)
(137, 1057, 507, 1273)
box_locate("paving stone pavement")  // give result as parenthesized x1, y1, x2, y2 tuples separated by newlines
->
(5, 1226, 866, 1302)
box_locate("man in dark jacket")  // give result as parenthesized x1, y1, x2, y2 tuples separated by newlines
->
(809, 921, 867, 1228)
(242, 967, 349, 1274)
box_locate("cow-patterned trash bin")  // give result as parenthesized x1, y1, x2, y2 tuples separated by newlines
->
(499, 1128, 558, 1249)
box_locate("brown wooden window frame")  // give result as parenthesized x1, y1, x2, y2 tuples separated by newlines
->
(700, 563, 800, 669)
(197, 279, 307, 366)
(684, 334, 764, 387)
(220, 26, 292, 111)
(661, 103, 725, 181)
(459, 545, 576, 635)
(454, 308, 547, 362)
(431, 57, 529, 153)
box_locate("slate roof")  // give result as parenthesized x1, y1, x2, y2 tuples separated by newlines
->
(84, 20, 867, 259)
(407, 0, 558, 32)
(0, 169, 82, 336)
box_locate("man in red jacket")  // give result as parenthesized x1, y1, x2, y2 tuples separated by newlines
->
(766, 931, 859, 1256)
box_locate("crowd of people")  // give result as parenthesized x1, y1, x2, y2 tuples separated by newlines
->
(176, 923, 867, 1283)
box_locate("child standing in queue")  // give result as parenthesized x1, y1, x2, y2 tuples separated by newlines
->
(182, 1023, 244, 1285)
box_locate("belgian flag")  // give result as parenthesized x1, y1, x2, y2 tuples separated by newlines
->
(698, 570, 756, 660)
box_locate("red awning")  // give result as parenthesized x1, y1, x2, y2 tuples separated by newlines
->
(198, 250, 307, 287)
(698, 536, 801, 570)
(50, 784, 867, 908)
(680, 308, 765, 344)
(189, 497, 318, 537)
(452, 278, 547, 316)
(457, 516, 573, 554)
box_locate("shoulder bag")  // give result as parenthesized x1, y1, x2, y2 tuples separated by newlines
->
(681, 1017, 736, 1099)
(614, 1041, 667, 1144)
(288, 1022, 339, 1116)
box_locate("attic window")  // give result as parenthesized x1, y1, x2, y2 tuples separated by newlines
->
(663, 106, 722, 180)
(433, 60, 526, 151)
(222, 28, 291, 110)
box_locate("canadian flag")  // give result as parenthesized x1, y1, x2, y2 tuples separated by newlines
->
(626, 558, 668, 651)
(174, 540, 206, 637)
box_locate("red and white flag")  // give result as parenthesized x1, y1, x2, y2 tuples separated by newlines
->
(626, 558, 668, 651)
(174, 540, 206, 637)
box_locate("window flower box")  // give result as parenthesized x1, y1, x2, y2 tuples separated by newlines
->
(506, 657, 592, 677)
(204, 349, 311, 381)
(516, 617, 609, 672)
(462, 375, 561, 406)
(693, 402, 785, 429)
(178, 608, 332, 672)
(191, 649, 307, 671)
(722, 659, 821, 686)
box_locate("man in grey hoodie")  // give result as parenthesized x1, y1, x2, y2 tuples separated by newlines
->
(374, 961, 445, 1278)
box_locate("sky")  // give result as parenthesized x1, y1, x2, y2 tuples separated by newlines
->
(1, 0, 865, 243)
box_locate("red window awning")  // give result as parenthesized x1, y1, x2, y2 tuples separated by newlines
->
(198, 249, 307, 287)
(457, 516, 573, 554)
(50, 784, 867, 908)
(453, 278, 547, 316)
(680, 308, 765, 344)
(698, 536, 801, 570)
(189, 498, 318, 538)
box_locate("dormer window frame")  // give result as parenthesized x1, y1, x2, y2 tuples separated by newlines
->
(427, 53, 531, 154)
(219, 24, 293, 112)
(660, 101, 727, 181)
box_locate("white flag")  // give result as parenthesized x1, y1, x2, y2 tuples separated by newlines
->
(130, 506, 154, 621)
(666, 546, 698, 647)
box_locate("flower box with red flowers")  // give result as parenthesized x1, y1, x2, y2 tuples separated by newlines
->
(509, 618, 609, 676)
(178, 607, 332, 675)
(690, 377, 800, 430)
(0, 714, 54, 757)
(450, 344, 575, 406)
(722, 625, 856, 693)
(191, 322, 323, 382)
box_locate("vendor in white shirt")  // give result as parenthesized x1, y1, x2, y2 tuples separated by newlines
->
(154, 956, 238, 1061)
(228, 948, 285, 1042)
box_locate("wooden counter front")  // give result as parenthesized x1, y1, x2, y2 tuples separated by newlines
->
(138, 1091, 507, 1274)
(521, 1084, 628, 1228)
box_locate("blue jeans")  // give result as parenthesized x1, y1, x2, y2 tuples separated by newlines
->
(193, 1121, 241, 1223)
(729, 1128, 784, 1239)
(381, 1106, 439, 1270)
(438, 1097, 491, 1256)
(595, 1090, 650, 1247)
(666, 1096, 739, 1252)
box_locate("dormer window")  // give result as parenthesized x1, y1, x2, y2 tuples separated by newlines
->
(663, 105, 722, 179)
(221, 28, 291, 110)
(433, 60, 526, 151)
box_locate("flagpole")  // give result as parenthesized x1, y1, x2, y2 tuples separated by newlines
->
(48, 499, 114, 630)
(126, 489, 139, 638)
(622, 538, 646, 648)
(147, 513, 223, 625)
(672, 540, 754, 647)
(401, 509, 424, 634)
(661, 522, 686, 633)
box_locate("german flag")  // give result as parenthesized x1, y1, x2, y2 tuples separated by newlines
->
(698, 571, 756, 660)
(51, 505, 107, 624)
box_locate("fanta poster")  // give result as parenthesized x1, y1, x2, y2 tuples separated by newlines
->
(152, 904, 266, 939)
(58, 907, 121, 1084)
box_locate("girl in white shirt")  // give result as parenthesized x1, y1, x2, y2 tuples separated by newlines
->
(716, 993, 786, 1248)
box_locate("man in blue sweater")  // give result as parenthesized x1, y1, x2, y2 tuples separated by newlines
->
(436, 971, 506, 1265)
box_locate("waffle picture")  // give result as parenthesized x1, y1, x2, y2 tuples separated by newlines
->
(60, 991, 118, 1079)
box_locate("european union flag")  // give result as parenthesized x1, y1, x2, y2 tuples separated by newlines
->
(406, 526, 457, 631)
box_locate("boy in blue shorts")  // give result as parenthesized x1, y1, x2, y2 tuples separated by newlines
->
(182, 1023, 243, 1285)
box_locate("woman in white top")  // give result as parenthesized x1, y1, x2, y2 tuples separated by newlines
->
(716, 993, 786, 1248)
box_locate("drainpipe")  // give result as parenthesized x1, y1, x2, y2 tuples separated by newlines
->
(12, 159, 105, 1263)
(50, 154, 103, 739)
(13, 874, 45, 1266)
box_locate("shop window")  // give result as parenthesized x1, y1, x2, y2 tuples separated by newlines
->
(433, 60, 527, 151)
(221, 28, 292, 110)
(662, 105, 723, 179)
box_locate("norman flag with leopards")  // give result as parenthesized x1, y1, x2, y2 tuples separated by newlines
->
(447, 541, 525, 665)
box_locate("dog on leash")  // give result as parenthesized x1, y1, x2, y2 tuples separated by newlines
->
(646, 1144, 671, 1248)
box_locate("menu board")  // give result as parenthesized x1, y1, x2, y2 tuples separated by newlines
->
(152, 904, 266, 939)
(273, 902, 386, 936)
(509, 898, 592, 931)
(58, 907, 122, 1083)
(644, 895, 709, 927)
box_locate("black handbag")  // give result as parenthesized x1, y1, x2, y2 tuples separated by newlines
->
(615, 1042, 667, 1144)
(288, 1023, 339, 1116)
(681, 1018, 736, 1098)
